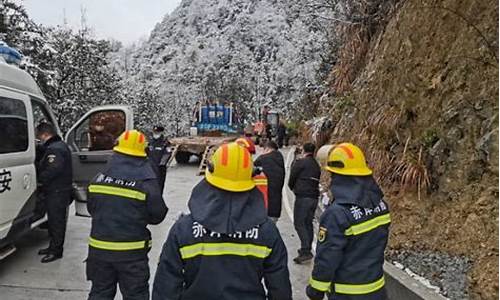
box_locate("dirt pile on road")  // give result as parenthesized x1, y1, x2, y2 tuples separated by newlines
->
(315, 0, 498, 298)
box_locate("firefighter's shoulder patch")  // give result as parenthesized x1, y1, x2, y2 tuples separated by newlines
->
(47, 154, 56, 163)
(318, 226, 327, 243)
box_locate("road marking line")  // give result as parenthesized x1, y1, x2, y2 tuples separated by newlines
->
(283, 147, 295, 223)
(283, 147, 317, 253)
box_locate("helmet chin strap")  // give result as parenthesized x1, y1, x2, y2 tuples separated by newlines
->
(207, 162, 215, 173)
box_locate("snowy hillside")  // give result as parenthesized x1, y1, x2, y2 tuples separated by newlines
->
(113, 0, 333, 133)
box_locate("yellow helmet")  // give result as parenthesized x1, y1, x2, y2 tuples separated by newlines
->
(325, 143, 372, 176)
(205, 142, 255, 192)
(113, 130, 147, 157)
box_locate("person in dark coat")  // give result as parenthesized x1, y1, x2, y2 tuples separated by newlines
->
(306, 143, 390, 300)
(86, 130, 168, 300)
(254, 140, 285, 222)
(36, 122, 73, 263)
(146, 125, 171, 192)
(288, 142, 321, 264)
(90, 124, 115, 151)
(153, 142, 292, 300)
(276, 121, 287, 148)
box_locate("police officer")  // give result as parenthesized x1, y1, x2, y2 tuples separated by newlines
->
(146, 125, 170, 192)
(307, 143, 390, 300)
(36, 122, 73, 263)
(152, 142, 292, 300)
(86, 130, 168, 300)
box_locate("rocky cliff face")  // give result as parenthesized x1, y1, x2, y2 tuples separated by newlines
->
(320, 0, 498, 298)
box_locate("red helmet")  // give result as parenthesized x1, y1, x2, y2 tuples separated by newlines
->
(236, 137, 256, 154)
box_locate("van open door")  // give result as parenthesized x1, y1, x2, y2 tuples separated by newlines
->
(65, 105, 133, 216)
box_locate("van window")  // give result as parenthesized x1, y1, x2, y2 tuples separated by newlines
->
(0, 97, 28, 154)
(71, 110, 126, 151)
(31, 99, 56, 128)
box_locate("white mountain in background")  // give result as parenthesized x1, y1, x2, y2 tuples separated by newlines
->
(112, 0, 333, 133)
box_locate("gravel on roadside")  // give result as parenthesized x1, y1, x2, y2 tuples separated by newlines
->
(387, 249, 472, 300)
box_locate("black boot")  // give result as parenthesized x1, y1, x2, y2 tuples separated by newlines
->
(41, 253, 62, 263)
(38, 248, 50, 255)
(293, 252, 314, 264)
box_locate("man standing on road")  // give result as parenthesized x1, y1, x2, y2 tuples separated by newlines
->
(153, 142, 292, 300)
(288, 142, 321, 264)
(254, 140, 285, 223)
(306, 143, 390, 300)
(36, 122, 73, 263)
(86, 130, 168, 300)
(147, 125, 171, 192)
(276, 121, 287, 149)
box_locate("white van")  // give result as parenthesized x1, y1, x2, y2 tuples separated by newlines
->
(0, 50, 134, 259)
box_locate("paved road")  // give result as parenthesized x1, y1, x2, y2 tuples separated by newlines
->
(0, 148, 313, 299)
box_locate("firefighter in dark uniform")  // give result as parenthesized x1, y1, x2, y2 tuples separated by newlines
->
(36, 122, 73, 263)
(306, 143, 390, 300)
(152, 142, 292, 300)
(146, 125, 170, 192)
(86, 130, 168, 300)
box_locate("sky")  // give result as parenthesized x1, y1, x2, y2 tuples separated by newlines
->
(17, 0, 182, 45)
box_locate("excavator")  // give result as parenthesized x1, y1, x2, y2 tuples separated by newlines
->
(253, 105, 280, 146)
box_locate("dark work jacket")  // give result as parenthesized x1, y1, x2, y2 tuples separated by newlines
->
(152, 179, 292, 300)
(146, 135, 170, 167)
(307, 175, 390, 300)
(38, 135, 73, 193)
(277, 124, 286, 139)
(87, 153, 168, 262)
(288, 154, 321, 199)
(255, 151, 285, 218)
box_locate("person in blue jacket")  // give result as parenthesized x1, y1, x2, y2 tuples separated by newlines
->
(307, 143, 390, 300)
(153, 142, 292, 300)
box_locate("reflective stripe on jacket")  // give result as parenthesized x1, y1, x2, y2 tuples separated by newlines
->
(87, 154, 168, 261)
(253, 173, 268, 209)
(152, 214, 291, 300)
(152, 180, 291, 300)
(307, 198, 390, 300)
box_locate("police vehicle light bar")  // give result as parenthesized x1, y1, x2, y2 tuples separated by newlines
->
(0, 41, 22, 65)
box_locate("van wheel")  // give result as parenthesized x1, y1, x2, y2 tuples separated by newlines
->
(175, 151, 191, 164)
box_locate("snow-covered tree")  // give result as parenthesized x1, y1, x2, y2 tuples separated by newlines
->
(114, 0, 335, 135)
(1, 1, 124, 131)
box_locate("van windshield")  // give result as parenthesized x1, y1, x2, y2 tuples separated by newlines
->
(0, 97, 28, 154)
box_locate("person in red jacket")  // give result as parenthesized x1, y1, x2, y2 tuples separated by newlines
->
(253, 167, 268, 209)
